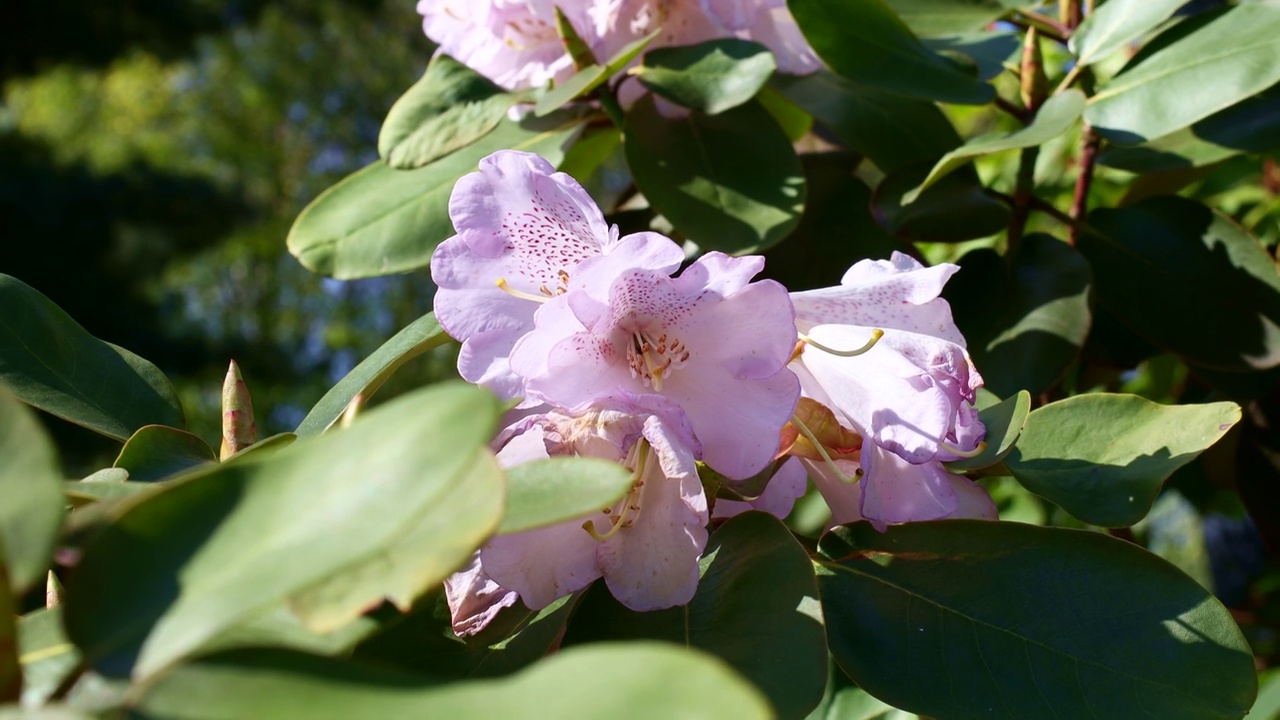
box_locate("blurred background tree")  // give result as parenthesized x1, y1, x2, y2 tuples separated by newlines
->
(1, 0, 453, 470)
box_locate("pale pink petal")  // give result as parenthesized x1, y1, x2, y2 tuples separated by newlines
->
(444, 553, 519, 637)
(481, 519, 604, 610)
(712, 457, 808, 519)
(858, 445, 958, 531)
(949, 474, 999, 522)
(805, 458, 864, 527)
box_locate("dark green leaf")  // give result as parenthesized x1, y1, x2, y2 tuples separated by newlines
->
(1086, 2, 1280, 142)
(1070, 0, 1185, 67)
(883, 0, 1017, 36)
(500, 457, 634, 534)
(562, 513, 827, 720)
(112, 425, 215, 482)
(354, 592, 578, 679)
(296, 313, 451, 436)
(1080, 196, 1280, 372)
(818, 520, 1256, 719)
(946, 390, 1030, 472)
(946, 234, 1092, 396)
(1097, 85, 1280, 173)
(1, 558, 17, 703)
(288, 114, 585, 279)
(624, 96, 805, 253)
(904, 90, 1085, 202)
(636, 39, 776, 114)
(16, 608, 79, 707)
(0, 391, 63, 593)
(788, 0, 994, 105)
(0, 275, 184, 441)
(871, 164, 1010, 242)
(378, 54, 514, 169)
(64, 382, 504, 680)
(922, 31, 1019, 81)
(130, 643, 773, 719)
(773, 71, 961, 172)
(1004, 393, 1240, 527)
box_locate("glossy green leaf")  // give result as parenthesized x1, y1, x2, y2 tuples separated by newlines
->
(377, 54, 513, 169)
(904, 90, 1085, 202)
(296, 313, 451, 436)
(0, 275, 184, 441)
(1080, 196, 1280, 372)
(354, 592, 578, 679)
(0, 392, 62, 594)
(500, 457, 634, 534)
(288, 114, 585, 279)
(624, 96, 804, 253)
(0, 558, 17, 703)
(1254, 668, 1280, 720)
(946, 234, 1092, 396)
(16, 609, 79, 707)
(533, 65, 606, 117)
(871, 164, 1010, 242)
(883, 0, 1020, 36)
(773, 71, 961, 172)
(788, 0, 994, 105)
(636, 39, 776, 114)
(64, 478, 157, 506)
(1086, 2, 1280, 142)
(562, 512, 827, 720)
(922, 31, 1019, 81)
(808, 662, 918, 720)
(945, 390, 1030, 472)
(1097, 85, 1280, 173)
(112, 425, 215, 482)
(818, 520, 1257, 719)
(63, 382, 504, 680)
(1070, 0, 1185, 67)
(1006, 394, 1240, 527)
(199, 607, 380, 659)
(131, 643, 773, 720)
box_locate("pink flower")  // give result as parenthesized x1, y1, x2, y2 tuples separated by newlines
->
(710, 457, 808, 519)
(508, 247, 801, 479)
(788, 253, 996, 530)
(431, 150, 681, 400)
(472, 405, 708, 614)
(416, 0, 820, 92)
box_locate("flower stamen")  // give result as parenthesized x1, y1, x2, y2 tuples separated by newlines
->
(941, 440, 988, 459)
(495, 277, 552, 303)
(583, 440, 650, 541)
(800, 328, 884, 358)
(791, 413, 863, 485)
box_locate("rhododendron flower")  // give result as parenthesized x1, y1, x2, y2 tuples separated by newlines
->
(431, 150, 681, 400)
(710, 457, 808, 519)
(468, 405, 708, 615)
(788, 252, 996, 529)
(509, 247, 801, 479)
(416, 0, 820, 92)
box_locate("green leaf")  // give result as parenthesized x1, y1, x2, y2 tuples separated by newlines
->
(818, 520, 1257, 719)
(773, 71, 962, 172)
(883, 0, 1016, 36)
(533, 65, 606, 117)
(296, 313, 451, 436)
(354, 592, 578, 679)
(624, 96, 805, 253)
(1070, 0, 1185, 67)
(199, 607, 381, 659)
(922, 31, 1019, 81)
(64, 478, 157, 506)
(378, 54, 514, 169)
(636, 39, 776, 114)
(945, 390, 1030, 472)
(0, 391, 63, 594)
(131, 643, 773, 719)
(1080, 196, 1280, 372)
(63, 382, 505, 680)
(788, 0, 994, 105)
(112, 425, 216, 482)
(1085, 2, 1280, 142)
(562, 513, 827, 720)
(871, 164, 1010, 242)
(1097, 85, 1280, 173)
(16, 608, 79, 707)
(1004, 393, 1240, 527)
(500, 457, 634, 534)
(1254, 668, 1280, 720)
(1, 558, 18, 703)
(287, 114, 585, 279)
(946, 234, 1092, 396)
(0, 275, 184, 441)
(903, 90, 1085, 202)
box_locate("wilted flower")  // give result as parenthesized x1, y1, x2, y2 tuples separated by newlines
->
(787, 252, 996, 530)
(416, 0, 820, 92)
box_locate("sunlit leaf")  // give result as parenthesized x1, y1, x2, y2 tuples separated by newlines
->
(636, 39, 776, 114)
(500, 457, 634, 534)
(0, 390, 64, 593)
(945, 390, 1030, 472)
(1070, 0, 1185, 67)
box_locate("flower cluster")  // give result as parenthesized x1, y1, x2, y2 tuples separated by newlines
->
(416, 0, 820, 91)
(434, 150, 993, 634)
